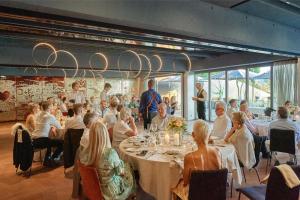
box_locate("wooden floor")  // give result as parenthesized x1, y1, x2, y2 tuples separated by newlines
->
(0, 121, 290, 200)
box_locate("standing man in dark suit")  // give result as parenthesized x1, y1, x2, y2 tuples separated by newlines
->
(193, 82, 207, 120)
(139, 79, 162, 129)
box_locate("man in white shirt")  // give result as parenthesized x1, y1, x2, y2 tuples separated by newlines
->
(151, 103, 170, 131)
(268, 107, 300, 163)
(100, 83, 112, 102)
(227, 99, 238, 119)
(68, 82, 86, 104)
(32, 101, 63, 167)
(269, 107, 300, 142)
(64, 104, 85, 130)
(80, 112, 98, 148)
(113, 107, 137, 152)
(99, 100, 109, 118)
(211, 101, 232, 138)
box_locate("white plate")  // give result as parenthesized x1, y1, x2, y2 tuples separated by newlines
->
(125, 147, 140, 152)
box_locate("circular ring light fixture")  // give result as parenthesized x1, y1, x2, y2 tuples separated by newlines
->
(152, 54, 163, 72)
(62, 69, 67, 79)
(117, 50, 142, 78)
(180, 52, 192, 72)
(89, 52, 108, 73)
(47, 50, 79, 78)
(139, 54, 152, 80)
(32, 43, 57, 66)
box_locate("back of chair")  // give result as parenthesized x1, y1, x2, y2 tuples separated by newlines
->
(266, 165, 300, 200)
(64, 129, 84, 168)
(78, 161, 103, 200)
(270, 129, 295, 155)
(188, 168, 228, 200)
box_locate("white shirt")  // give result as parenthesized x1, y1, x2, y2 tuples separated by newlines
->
(32, 111, 62, 138)
(68, 90, 86, 104)
(60, 103, 68, 113)
(100, 90, 108, 101)
(226, 107, 237, 119)
(151, 114, 170, 131)
(103, 108, 118, 129)
(112, 120, 131, 150)
(80, 128, 90, 148)
(64, 115, 85, 130)
(228, 125, 256, 169)
(211, 114, 232, 138)
(269, 118, 300, 142)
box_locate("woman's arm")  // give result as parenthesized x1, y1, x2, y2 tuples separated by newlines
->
(224, 127, 236, 142)
(183, 155, 191, 186)
(125, 117, 138, 136)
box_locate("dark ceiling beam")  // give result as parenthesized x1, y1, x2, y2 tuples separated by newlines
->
(193, 52, 290, 71)
(1, 0, 299, 55)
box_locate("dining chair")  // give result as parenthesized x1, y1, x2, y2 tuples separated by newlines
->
(188, 168, 228, 200)
(78, 161, 103, 200)
(63, 128, 84, 168)
(266, 129, 296, 172)
(236, 165, 300, 200)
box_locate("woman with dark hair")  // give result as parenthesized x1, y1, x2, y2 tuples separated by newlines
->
(25, 103, 39, 133)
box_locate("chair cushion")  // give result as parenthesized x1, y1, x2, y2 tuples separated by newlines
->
(237, 185, 266, 200)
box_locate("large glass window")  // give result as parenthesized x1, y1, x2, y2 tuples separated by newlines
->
(248, 66, 271, 111)
(156, 75, 183, 117)
(227, 69, 246, 104)
(210, 71, 226, 120)
(195, 72, 209, 119)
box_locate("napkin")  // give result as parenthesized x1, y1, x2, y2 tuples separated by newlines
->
(261, 164, 300, 189)
(276, 164, 300, 189)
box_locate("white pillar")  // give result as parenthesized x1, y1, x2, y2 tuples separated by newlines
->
(183, 72, 195, 120)
(297, 58, 300, 105)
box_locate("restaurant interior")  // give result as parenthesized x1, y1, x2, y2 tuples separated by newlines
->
(0, 0, 300, 200)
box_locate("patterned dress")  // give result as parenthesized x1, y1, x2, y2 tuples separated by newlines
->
(96, 148, 135, 200)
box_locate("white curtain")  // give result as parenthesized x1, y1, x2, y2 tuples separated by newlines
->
(273, 60, 297, 108)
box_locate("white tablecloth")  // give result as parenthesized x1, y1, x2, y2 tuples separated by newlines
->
(251, 119, 270, 136)
(119, 135, 242, 200)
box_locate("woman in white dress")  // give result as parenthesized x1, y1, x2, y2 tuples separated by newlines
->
(225, 111, 256, 169)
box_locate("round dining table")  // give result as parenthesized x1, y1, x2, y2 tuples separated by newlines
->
(119, 134, 242, 200)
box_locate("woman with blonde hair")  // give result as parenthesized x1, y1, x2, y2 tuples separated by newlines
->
(25, 103, 39, 133)
(225, 111, 256, 169)
(172, 120, 221, 200)
(79, 120, 135, 200)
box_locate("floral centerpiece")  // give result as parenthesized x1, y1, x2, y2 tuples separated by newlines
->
(167, 117, 187, 146)
(167, 117, 187, 133)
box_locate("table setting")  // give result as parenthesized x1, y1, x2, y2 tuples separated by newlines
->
(119, 122, 242, 200)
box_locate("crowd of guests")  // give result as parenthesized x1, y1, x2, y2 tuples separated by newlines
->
(18, 78, 300, 200)
(19, 80, 179, 200)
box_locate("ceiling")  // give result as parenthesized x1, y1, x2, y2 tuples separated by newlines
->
(0, 0, 297, 77)
(203, 0, 300, 29)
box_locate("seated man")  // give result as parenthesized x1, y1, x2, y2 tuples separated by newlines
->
(269, 106, 300, 142)
(151, 103, 170, 131)
(64, 103, 85, 130)
(226, 99, 238, 119)
(240, 104, 257, 134)
(32, 101, 63, 167)
(211, 101, 232, 138)
(268, 107, 300, 163)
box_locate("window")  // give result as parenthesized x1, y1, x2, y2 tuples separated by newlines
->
(210, 71, 225, 120)
(156, 75, 182, 116)
(248, 66, 271, 110)
(195, 72, 209, 119)
(227, 69, 246, 104)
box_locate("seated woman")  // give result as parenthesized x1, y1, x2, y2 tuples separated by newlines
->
(103, 96, 119, 141)
(151, 103, 170, 131)
(112, 107, 138, 151)
(25, 103, 39, 133)
(79, 120, 135, 200)
(225, 112, 256, 169)
(172, 120, 221, 200)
